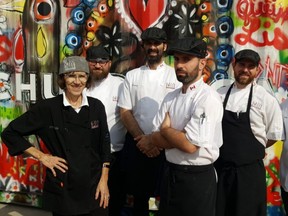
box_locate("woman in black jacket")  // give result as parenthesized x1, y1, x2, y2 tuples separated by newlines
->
(1, 56, 112, 216)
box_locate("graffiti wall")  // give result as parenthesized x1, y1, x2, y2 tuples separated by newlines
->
(0, 0, 287, 215)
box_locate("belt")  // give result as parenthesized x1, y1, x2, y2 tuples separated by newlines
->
(167, 162, 213, 173)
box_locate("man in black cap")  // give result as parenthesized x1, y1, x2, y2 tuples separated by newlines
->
(118, 27, 181, 216)
(149, 37, 223, 216)
(86, 45, 127, 216)
(216, 49, 283, 216)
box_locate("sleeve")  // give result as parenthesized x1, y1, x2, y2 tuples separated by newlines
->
(117, 73, 132, 110)
(98, 101, 112, 163)
(1, 103, 45, 156)
(265, 95, 284, 140)
(152, 92, 175, 132)
(184, 92, 223, 148)
(281, 100, 288, 142)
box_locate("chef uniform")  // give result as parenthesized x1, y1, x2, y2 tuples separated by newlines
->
(153, 77, 223, 216)
(216, 81, 283, 216)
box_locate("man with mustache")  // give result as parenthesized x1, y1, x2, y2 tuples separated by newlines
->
(215, 49, 283, 216)
(118, 27, 181, 216)
(150, 37, 223, 216)
(86, 45, 127, 216)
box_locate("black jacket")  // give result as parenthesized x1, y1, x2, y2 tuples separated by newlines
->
(1, 94, 111, 214)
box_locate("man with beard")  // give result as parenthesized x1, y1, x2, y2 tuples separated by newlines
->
(150, 37, 223, 216)
(215, 49, 283, 216)
(118, 27, 181, 216)
(86, 45, 127, 216)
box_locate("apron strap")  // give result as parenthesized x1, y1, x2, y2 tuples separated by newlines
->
(223, 82, 254, 115)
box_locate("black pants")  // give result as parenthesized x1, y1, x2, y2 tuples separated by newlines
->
(121, 133, 165, 216)
(281, 186, 288, 215)
(160, 162, 216, 216)
(108, 150, 126, 216)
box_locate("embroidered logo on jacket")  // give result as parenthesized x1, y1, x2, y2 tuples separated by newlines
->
(251, 101, 262, 109)
(91, 120, 99, 129)
(112, 96, 118, 102)
(166, 83, 176, 89)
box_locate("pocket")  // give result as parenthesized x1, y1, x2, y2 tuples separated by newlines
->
(198, 118, 210, 144)
(44, 170, 66, 194)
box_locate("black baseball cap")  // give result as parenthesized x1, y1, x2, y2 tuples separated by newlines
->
(86, 45, 110, 61)
(234, 49, 260, 66)
(167, 38, 207, 58)
(141, 27, 167, 42)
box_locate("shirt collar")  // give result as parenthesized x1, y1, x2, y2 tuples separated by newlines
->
(186, 77, 204, 93)
(63, 90, 89, 108)
(144, 61, 165, 70)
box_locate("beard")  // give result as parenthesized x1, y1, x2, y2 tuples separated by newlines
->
(235, 72, 254, 86)
(176, 68, 199, 85)
(146, 49, 163, 65)
(91, 69, 109, 81)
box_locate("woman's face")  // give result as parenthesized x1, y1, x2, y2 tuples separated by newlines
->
(64, 71, 88, 97)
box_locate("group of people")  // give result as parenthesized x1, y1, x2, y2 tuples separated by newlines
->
(1, 26, 287, 216)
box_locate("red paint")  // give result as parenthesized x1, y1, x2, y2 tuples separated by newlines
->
(266, 157, 281, 206)
(0, 143, 44, 191)
(0, 35, 12, 61)
(13, 28, 24, 64)
(235, 0, 288, 49)
(63, 0, 81, 7)
(129, 0, 165, 30)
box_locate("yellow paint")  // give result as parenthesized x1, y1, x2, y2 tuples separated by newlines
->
(108, 0, 113, 8)
(91, 11, 104, 24)
(87, 31, 96, 41)
(201, 14, 208, 22)
(37, 27, 47, 58)
(0, 0, 25, 13)
(275, 0, 288, 8)
(274, 140, 283, 158)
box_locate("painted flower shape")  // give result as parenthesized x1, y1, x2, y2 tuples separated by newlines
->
(172, 3, 200, 36)
(0, 191, 15, 202)
(96, 21, 136, 57)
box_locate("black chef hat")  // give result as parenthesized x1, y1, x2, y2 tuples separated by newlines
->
(167, 37, 207, 58)
(86, 45, 110, 61)
(234, 49, 260, 66)
(141, 27, 167, 42)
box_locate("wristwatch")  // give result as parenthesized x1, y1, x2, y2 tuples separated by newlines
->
(102, 163, 110, 168)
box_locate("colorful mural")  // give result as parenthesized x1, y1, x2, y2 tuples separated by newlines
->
(0, 0, 287, 215)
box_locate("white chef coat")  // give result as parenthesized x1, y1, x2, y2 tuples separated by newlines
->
(118, 62, 181, 134)
(86, 73, 126, 153)
(153, 78, 223, 165)
(280, 98, 288, 191)
(217, 81, 283, 147)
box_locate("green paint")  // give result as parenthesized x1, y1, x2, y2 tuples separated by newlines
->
(0, 106, 23, 120)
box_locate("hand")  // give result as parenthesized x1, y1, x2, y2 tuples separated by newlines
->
(95, 179, 110, 209)
(135, 134, 154, 154)
(135, 135, 162, 157)
(39, 154, 68, 177)
(145, 146, 161, 158)
(161, 112, 171, 130)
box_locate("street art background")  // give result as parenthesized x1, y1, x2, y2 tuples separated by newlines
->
(0, 0, 287, 215)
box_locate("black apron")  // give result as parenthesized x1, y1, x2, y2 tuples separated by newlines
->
(215, 84, 266, 216)
(160, 162, 216, 216)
